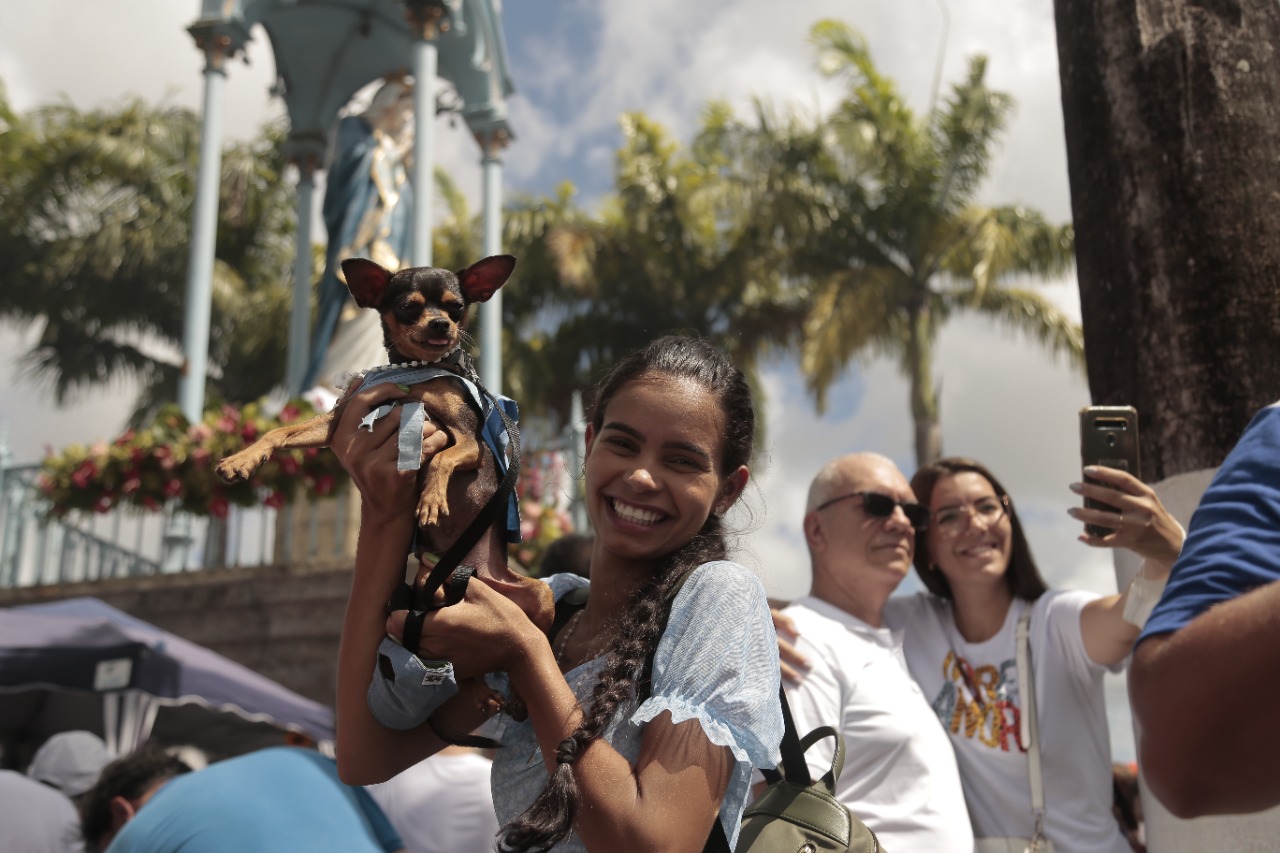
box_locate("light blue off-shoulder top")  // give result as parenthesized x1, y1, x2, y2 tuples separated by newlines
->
(484, 561, 783, 851)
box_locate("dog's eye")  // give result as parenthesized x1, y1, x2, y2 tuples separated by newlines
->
(394, 299, 424, 323)
(446, 304, 465, 321)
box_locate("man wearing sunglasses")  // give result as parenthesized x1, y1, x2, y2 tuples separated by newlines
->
(777, 453, 974, 851)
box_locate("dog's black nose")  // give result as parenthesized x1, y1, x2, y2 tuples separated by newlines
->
(427, 317, 453, 336)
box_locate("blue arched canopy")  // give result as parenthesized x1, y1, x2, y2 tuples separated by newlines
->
(193, 0, 515, 161)
(180, 0, 516, 409)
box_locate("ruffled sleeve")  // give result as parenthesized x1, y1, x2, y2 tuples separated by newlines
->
(630, 560, 783, 849)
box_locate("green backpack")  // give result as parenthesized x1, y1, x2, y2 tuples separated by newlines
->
(616, 568, 885, 853)
(725, 687, 884, 853)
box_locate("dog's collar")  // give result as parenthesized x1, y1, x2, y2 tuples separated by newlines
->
(333, 346, 463, 392)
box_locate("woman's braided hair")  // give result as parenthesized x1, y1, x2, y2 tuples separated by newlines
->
(497, 335, 756, 852)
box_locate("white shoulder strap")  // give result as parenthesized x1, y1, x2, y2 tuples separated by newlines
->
(1016, 608, 1047, 842)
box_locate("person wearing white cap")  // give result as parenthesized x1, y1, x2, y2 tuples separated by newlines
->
(28, 731, 115, 806)
(0, 732, 112, 853)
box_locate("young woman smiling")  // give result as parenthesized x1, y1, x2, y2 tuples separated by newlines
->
(885, 457, 1183, 853)
(332, 336, 782, 852)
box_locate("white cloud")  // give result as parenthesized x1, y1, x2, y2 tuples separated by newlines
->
(0, 2, 281, 141)
(504, 96, 566, 185)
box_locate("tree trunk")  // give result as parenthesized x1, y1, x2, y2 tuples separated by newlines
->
(907, 305, 942, 468)
(1055, 0, 1280, 481)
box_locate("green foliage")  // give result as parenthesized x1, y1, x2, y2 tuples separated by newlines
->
(430, 27, 1075, 462)
(740, 20, 1081, 463)
(511, 112, 808, 425)
(0, 83, 297, 419)
(3, 23, 1081, 471)
(37, 399, 345, 518)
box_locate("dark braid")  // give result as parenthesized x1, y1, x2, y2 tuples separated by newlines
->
(497, 337, 753, 852)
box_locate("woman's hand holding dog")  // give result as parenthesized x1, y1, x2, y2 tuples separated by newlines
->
(386, 580, 545, 681)
(331, 382, 449, 518)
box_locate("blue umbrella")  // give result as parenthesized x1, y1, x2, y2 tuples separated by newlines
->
(0, 597, 334, 764)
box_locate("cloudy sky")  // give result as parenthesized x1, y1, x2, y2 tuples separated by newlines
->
(0, 0, 1135, 756)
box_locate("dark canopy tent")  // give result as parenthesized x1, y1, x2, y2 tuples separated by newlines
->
(0, 597, 334, 769)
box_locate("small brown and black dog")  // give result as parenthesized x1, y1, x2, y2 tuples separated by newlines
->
(216, 255, 553, 634)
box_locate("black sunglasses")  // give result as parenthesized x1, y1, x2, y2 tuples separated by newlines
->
(815, 491, 931, 530)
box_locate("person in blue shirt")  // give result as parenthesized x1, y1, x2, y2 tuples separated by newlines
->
(1130, 399, 1280, 818)
(331, 336, 783, 852)
(80, 745, 403, 853)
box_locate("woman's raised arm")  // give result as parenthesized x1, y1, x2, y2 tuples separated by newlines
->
(1072, 465, 1185, 666)
(329, 383, 484, 784)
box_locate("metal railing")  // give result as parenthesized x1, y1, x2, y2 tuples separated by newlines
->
(0, 397, 587, 590)
(0, 462, 360, 589)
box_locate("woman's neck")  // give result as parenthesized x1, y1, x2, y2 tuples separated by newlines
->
(948, 581, 1016, 643)
(582, 550, 659, 629)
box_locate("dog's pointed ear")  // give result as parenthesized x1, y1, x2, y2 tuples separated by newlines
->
(456, 255, 516, 303)
(341, 258, 393, 308)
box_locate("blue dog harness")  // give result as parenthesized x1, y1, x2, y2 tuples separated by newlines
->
(359, 361, 523, 735)
(354, 364, 521, 543)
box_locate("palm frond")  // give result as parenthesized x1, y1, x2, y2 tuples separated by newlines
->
(20, 321, 169, 406)
(944, 285, 1085, 369)
(1, 91, 298, 409)
(931, 55, 1015, 215)
(940, 205, 1075, 297)
(800, 265, 907, 411)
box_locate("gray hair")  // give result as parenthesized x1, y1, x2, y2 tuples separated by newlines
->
(805, 452, 900, 513)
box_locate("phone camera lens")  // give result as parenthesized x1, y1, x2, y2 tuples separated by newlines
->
(1106, 434, 1117, 447)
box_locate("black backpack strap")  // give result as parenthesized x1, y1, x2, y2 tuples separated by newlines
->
(776, 686, 813, 785)
(411, 382, 521, 608)
(701, 688, 817, 852)
(551, 585, 590, 636)
(385, 379, 519, 658)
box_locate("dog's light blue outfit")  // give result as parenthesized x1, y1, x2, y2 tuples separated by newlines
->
(362, 361, 522, 731)
(353, 362, 521, 541)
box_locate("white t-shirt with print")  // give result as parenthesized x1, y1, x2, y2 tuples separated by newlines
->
(885, 590, 1129, 853)
(783, 597, 974, 852)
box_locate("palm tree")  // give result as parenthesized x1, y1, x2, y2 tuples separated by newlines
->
(775, 21, 1081, 466)
(0, 84, 297, 421)
(429, 112, 807, 430)
(429, 169, 596, 423)
(528, 110, 809, 424)
(0, 79, 34, 275)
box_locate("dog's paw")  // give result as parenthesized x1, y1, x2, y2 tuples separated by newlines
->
(415, 489, 450, 527)
(215, 450, 267, 483)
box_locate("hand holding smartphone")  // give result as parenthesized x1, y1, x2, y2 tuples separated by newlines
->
(1078, 406, 1141, 536)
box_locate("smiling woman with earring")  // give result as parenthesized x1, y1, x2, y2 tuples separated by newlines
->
(330, 335, 783, 852)
(883, 457, 1183, 853)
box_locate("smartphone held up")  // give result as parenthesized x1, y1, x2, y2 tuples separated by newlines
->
(1079, 406, 1141, 536)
